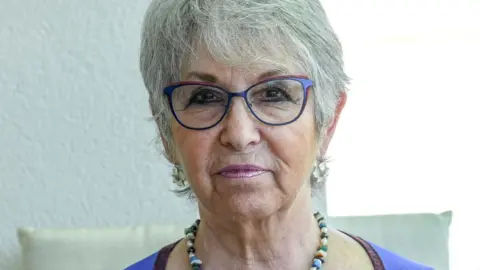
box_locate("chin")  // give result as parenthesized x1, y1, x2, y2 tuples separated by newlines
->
(217, 191, 284, 221)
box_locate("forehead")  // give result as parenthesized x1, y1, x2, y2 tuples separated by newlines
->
(181, 42, 305, 82)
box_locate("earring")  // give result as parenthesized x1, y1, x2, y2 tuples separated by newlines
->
(311, 159, 329, 183)
(172, 164, 188, 187)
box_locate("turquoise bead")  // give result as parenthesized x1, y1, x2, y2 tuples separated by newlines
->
(185, 226, 195, 234)
(312, 258, 323, 268)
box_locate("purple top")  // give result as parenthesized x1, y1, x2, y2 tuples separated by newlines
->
(125, 233, 434, 270)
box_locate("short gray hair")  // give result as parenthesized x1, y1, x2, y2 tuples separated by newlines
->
(139, 0, 349, 196)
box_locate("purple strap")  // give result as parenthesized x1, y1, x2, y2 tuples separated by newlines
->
(153, 240, 180, 270)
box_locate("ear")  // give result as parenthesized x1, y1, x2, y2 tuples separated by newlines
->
(318, 92, 347, 157)
(161, 135, 179, 165)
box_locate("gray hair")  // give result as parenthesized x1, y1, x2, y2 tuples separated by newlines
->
(139, 0, 349, 197)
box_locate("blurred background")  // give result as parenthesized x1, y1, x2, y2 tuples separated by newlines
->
(1, 0, 479, 269)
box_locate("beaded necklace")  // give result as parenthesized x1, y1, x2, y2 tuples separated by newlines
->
(184, 212, 328, 270)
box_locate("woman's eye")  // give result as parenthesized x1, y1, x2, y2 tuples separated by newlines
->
(188, 89, 222, 105)
(265, 90, 280, 98)
(261, 88, 292, 101)
(195, 92, 214, 101)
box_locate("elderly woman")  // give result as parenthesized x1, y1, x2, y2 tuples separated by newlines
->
(127, 0, 432, 269)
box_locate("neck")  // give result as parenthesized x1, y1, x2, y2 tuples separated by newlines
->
(195, 188, 321, 270)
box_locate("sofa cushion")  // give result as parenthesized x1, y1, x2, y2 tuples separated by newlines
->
(17, 225, 182, 270)
(329, 211, 452, 270)
(17, 211, 451, 270)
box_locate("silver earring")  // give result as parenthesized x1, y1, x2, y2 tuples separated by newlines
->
(172, 164, 188, 187)
(311, 159, 329, 183)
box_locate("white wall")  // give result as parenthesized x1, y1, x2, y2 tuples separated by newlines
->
(1, 0, 479, 270)
(0, 1, 195, 269)
(323, 1, 480, 269)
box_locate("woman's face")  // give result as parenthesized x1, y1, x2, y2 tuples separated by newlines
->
(167, 48, 339, 219)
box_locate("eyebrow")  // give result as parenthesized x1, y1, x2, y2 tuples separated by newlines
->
(185, 72, 217, 83)
(185, 69, 287, 84)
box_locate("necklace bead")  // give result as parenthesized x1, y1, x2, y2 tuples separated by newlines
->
(184, 212, 328, 270)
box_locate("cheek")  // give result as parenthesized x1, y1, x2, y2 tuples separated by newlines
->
(172, 124, 215, 179)
(266, 105, 317, 178)
(281, 101, 316, 149)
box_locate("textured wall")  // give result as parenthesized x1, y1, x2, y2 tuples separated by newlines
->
(0, 1, 327, 269)
(0, 1, 197, 269)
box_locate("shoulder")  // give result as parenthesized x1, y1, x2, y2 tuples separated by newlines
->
(124, 240, 181, 270)
(367, 241, 435, 270)
(340, 230, 433, 270)
(124, 251, 159, 270)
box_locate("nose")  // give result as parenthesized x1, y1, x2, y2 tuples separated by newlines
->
(219, 98, 261, 151)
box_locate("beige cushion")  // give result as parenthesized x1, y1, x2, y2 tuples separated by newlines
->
(329, 211, 452, 270)
(17, 225, 182, 270)
(17, 211, 451, 270)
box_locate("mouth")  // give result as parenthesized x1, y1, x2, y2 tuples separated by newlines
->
(217, 164, 269, 179)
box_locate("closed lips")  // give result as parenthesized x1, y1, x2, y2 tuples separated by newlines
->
(218, 164, 268, 178)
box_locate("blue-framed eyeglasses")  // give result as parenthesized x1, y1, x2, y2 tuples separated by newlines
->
(163, 76, 313, 130)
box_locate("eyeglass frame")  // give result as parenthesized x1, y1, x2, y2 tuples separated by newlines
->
(162, 75, 313, 130)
